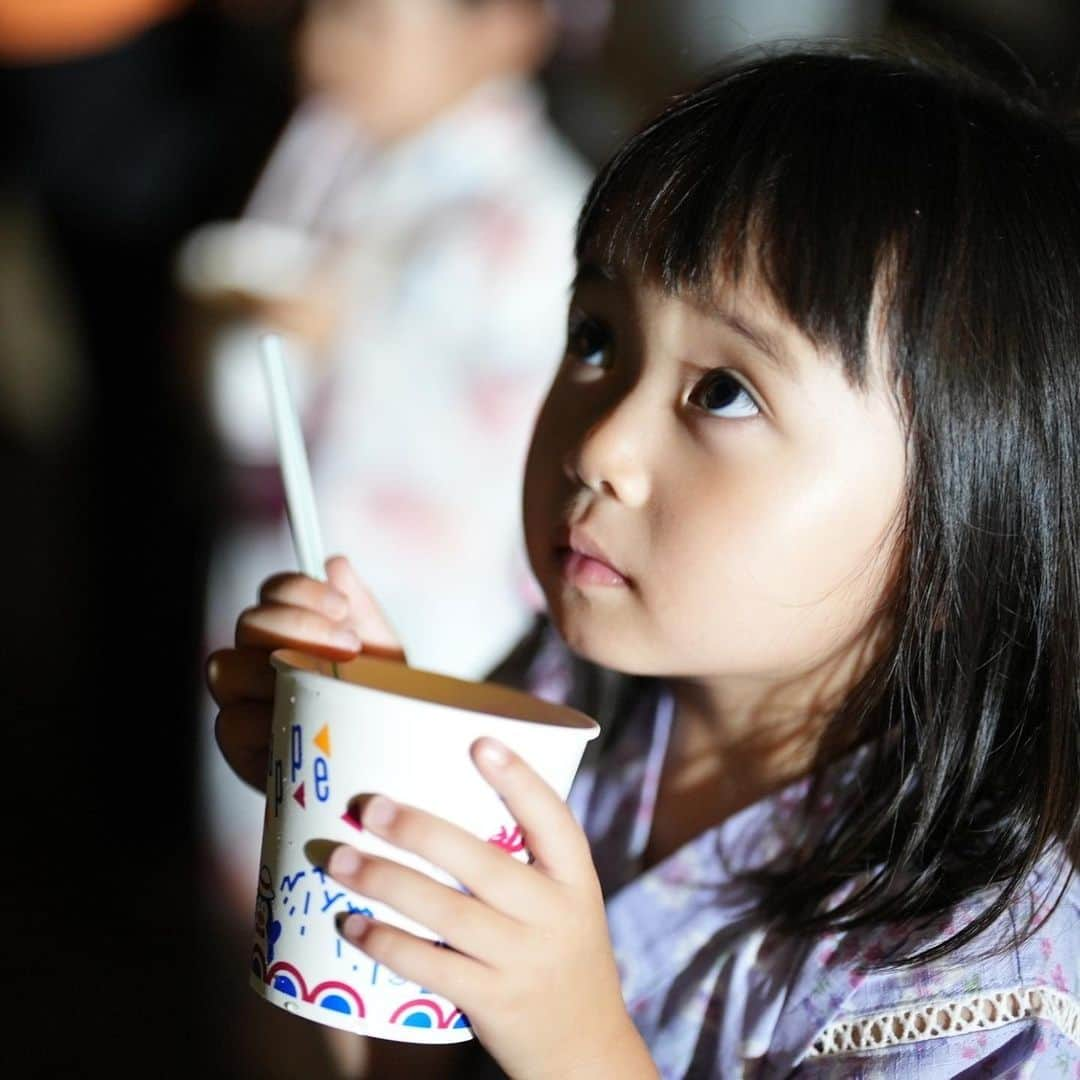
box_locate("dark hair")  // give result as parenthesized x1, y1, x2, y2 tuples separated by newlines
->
(574, 42, 1080, 967)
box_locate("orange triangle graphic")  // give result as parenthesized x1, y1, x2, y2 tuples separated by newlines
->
(314, 724, 331, 756)
(293, 782, 306, 808)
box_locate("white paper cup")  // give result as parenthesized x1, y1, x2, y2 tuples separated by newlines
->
(249, 649, 599, 1043)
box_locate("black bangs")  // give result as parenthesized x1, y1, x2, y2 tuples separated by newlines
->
(575, 45, 1080, 387)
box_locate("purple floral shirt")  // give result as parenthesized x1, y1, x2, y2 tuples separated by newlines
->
(519, 636, 1080, 1078)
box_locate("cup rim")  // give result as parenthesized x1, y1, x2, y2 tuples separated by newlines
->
(270, 648, 600, 736)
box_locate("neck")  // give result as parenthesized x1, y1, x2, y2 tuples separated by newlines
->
(667, 628, 885, 809)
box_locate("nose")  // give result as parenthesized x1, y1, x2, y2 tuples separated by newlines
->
(562, 388, 652, 507)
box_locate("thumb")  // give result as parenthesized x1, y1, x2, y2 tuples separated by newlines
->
(325, 555, 406, 662)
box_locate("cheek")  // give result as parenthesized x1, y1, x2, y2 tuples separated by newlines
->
(654, 434, 904, 669)
(758, 463, 898, 607)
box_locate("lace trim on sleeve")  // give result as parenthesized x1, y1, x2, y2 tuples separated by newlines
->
(808, 986, 1080, 1058)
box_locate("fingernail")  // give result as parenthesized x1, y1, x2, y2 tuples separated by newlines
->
(363, 796, 396, 829)
(476, 737, 510, 767)
(328, 846, 362, 876)
(303, 838, 337, 868)
(342, 913, 370, 941)
(330, 628, 361, 650)
(323, 591, 349, 619)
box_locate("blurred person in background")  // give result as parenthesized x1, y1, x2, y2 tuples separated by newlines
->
(178, 0, 597, 1072)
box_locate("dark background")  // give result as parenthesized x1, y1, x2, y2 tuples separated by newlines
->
(1, 1, 1077, 1075)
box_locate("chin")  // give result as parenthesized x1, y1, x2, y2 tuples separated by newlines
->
(547, 606, 655, 676)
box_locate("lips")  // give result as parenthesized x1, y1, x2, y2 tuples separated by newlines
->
(554, 524, 629, 587)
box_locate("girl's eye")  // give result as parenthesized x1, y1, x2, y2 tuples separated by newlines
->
(566, 315, 612, 369)
(688, 370, 760, 419)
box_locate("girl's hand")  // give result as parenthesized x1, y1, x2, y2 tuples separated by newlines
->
(206, 555, 404, 792)
(325, 738, 658, 1080)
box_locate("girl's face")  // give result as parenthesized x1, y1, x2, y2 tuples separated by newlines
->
(523, 267, 908, 700)
(298, 0, 488, 142)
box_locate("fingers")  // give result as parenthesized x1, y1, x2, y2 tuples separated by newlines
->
(235, 600, 361, 656)
(259, 571, 351, 620)
(338, 910, 489, 1012)
(206, 648, 275, 707)
(351, 795, 549, 918)
(231, 560, 404, 661)
(470, 739, 594, 888)
(215, 700, 271, 791)
(321, 844, 516, 965)
(206, 649, 273, 791)
(326, 556, 406, 661)
(208, 556, 405, 794)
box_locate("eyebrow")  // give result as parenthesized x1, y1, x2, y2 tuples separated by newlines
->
(571, 261, 794, 374)
(706, 305, 792, 373)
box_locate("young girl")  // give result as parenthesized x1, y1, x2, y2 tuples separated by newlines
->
(207, 43, 1080, 1078)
